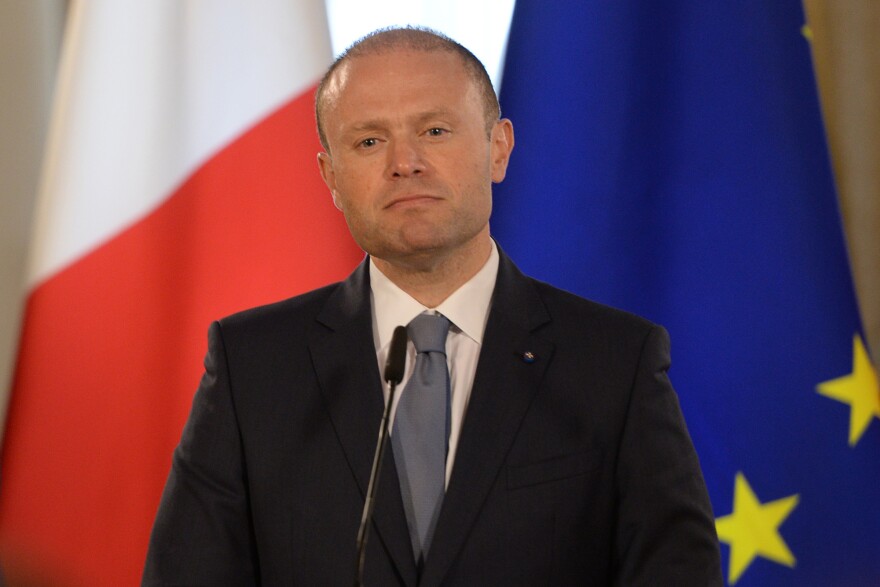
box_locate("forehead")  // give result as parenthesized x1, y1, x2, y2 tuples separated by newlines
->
(325, 49, 475, 111)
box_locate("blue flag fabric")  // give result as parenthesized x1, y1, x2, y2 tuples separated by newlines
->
(494, 1, 880, 585)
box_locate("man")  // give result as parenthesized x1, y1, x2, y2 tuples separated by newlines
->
(144, 27, 722, 585)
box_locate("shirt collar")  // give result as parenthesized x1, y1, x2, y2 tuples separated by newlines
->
(370, 242, 499, 350)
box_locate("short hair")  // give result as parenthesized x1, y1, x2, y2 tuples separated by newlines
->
(315, 26, 501, 151)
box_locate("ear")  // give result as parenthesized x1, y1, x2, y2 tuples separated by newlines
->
(317, 151, 343, 210)
(489, 119, 515, 183)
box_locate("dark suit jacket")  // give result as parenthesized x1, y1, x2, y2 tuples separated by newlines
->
(143, 250, 722, 586)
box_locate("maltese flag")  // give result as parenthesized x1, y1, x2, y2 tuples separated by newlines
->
(0, 2, 360, 585)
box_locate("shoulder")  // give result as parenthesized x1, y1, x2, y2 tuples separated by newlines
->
(213, 281, 343, 347)
(528, 276, 663, 345)
(223, 282, 339, 325)
(495, 246, 662, 348)
(515, 276, 672, 382)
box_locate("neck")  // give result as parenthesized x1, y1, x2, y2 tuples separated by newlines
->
(372, 232, 492, 308)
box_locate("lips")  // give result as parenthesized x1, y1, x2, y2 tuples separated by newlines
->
(384, 194, 442, 209)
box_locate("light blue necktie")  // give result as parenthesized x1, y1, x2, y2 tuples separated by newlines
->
(392, 312, 451, 564)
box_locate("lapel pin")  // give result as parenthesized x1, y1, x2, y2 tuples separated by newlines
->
(521, 351, 536, 363)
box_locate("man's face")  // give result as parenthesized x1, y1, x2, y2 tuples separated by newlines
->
(317, 49, 514, 268)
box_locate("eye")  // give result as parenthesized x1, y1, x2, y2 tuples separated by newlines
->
(359, 137, 379, 149)
(426, 128, 448, 137)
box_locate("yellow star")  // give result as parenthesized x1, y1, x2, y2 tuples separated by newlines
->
(801, 24, 813, 41)
(715, 472, 799, 585)
(817, 334, 880, 446)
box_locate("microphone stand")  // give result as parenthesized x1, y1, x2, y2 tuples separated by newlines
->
(355, 326, 407, 587)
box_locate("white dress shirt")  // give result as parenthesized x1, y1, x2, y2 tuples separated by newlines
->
(370, 243, 499, 486)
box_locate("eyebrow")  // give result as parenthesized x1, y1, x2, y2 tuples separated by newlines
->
(347, 120, 386, 133)
(346, 109, 458, 134)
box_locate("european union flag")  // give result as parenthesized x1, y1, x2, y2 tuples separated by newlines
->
(493, 1, 880, 584)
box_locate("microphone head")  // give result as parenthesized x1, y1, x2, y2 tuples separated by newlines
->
(383, 325, 408, 384)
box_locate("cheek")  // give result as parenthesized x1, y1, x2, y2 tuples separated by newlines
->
(331, 168, 370, 211)
(460, 160, 494, 208)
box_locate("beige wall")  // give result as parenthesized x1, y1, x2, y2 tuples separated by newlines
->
(804, 0, 880, 366)
(0, 1, 67, 427)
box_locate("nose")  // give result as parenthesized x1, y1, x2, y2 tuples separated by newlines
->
(386, 137, 426, 178)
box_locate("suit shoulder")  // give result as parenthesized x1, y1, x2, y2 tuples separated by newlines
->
(215, 281, 341, 336)
(529, 278, 661, 340)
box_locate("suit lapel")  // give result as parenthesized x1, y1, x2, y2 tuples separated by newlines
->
(421, 251, 554, 586)
(309, 260, 418, 586)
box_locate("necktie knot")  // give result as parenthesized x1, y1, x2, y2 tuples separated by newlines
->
(407, 313, 450, 355)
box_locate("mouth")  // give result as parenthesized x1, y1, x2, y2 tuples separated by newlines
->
(384, 195, 442, 209)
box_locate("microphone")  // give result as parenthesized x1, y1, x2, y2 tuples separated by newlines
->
(355, 325, 408, 587)
(383, 326, 408, 384)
